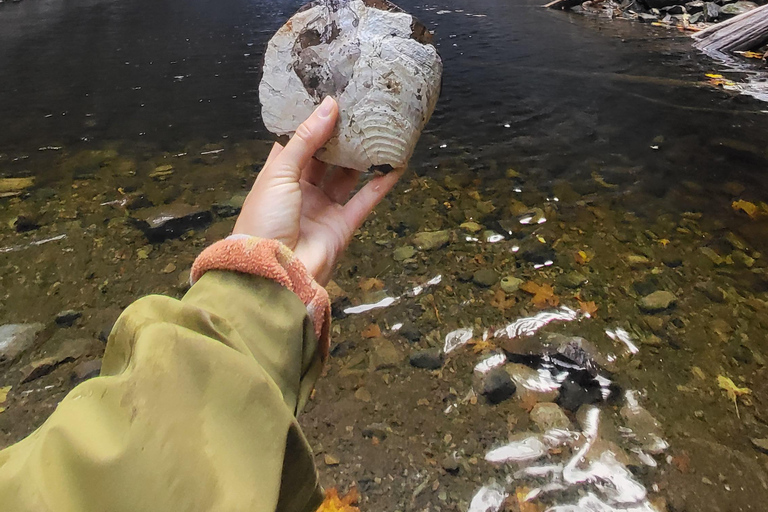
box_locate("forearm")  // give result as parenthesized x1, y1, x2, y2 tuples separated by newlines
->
(0, 270, 325, 512)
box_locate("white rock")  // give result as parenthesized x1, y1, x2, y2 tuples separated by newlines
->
(259, 0, 442, 172)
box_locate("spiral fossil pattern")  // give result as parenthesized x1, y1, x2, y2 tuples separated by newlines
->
(259, 0, 443, 173)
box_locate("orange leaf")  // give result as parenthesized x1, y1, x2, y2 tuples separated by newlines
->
(490, 289, 516, 311)
(359, 277, 384, 292)
(317, 488, 360, 512)
(361, 323, 381, 339)
(578, 300, 598, 317)
(520, 281, 559, 309)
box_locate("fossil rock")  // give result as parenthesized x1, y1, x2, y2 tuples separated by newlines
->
(259, 0, 442, 173)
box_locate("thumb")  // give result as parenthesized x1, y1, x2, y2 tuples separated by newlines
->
(262, 97, 338, 183)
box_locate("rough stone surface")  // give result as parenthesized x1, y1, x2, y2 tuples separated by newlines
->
(0, 323, 44, 363)
(720, 1, 757, 15)
(72, 359, 102, 383)
(750, 437, 768, 454)
(369, 337, 403, 369)
(259, 0, 443, 173)
(413, 230, 450, 251)
(393, 245, 416, 262)
(556, 271, 587, 289)
(481, 367, 517, 404)
(409, 348, 443, 370)
(472, 269, 499, 288)
(530, 402, 571, 431)
(638, 290, 677, 313)
(398, 322, 421, 342)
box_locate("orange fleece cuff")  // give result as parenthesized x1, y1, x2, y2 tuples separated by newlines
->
(190, 235, 331, 359)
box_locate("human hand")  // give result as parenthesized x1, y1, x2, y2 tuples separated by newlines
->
(234, 97, 402, 285)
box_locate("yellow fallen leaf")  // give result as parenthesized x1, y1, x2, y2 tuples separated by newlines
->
(705, 73, 724, 79)
(575, 250, 592, 265)
(718, 375, 750, 401)
(658, 239, 670, 247)
(317, 488, 360, 512)
(732, 199, 760, 219)
(717, 375, 751, 417)
(0, 386, 11, 404)
(737, 51, 764, 59)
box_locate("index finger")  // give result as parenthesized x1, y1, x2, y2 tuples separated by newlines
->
(265, 97, 339, 182)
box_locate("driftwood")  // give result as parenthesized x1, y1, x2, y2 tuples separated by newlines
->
(693, 4, 768, 55)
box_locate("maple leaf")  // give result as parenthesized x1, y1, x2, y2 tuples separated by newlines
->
(578, 300, 598, 317)
(317, 488, 360, 512)
(490, 289, 516, 311)
(520, 281, 559, 309)
(469, 339, 495, 354)
(359, 277, 384, 292)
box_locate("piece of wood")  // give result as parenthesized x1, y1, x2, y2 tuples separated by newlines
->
(0, 177, 35, 194)
(693, 4, 768, 55)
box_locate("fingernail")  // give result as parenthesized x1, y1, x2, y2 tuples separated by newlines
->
(317, 96, 335, 118)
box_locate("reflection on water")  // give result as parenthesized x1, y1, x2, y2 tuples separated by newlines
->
(3, 0, 768, 511)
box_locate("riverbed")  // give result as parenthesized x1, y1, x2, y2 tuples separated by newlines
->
(2, 0, 768, 510)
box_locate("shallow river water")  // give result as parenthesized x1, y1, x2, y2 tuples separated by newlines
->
(2, 0, 768, 511)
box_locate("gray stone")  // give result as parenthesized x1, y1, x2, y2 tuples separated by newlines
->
(369, 337, 403, 370)
(481, 367, 516, 404)
(530, 402, 571, 431)
(0, 323, 44, 363)
(212, 192, 248, 218)
(704, 2, 720, 20)
(620, 399, 668, 454)
(500, 276, 523, 293)
(518, 237, 555, 264)
(750, 437, 768, 454)
(472, 269, 499, 288)
(20, 357, 64, 383)
(409, 348, 443, 370)
(556, 271, 587, 289)
(398, 321, 421, 343)
(72, 359, 102, 383)
(132, 204, 213, 242)
(626, 254, 652, 268)
(700, 246, 725, 266)
(413, 230, 450, 251)
(638, 291, 677, 313)
(441, 454, 460, 474)
(393, 245, 417, 262)
(504, 363, 559, 404)
(55, 310, 82, 327)
(686, 0, 705, 12)
(638, 12, 660, 21)
(695, 281, 727, 303)
(732, 250, 755, 269)
(721, 0, 757, 15)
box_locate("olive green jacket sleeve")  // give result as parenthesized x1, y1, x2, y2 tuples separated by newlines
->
(0, 270, 325, 512)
